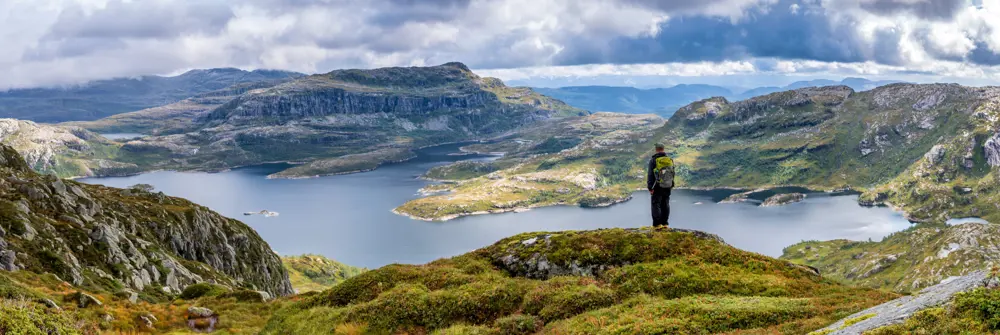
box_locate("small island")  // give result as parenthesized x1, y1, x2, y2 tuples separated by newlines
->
(244, 210, 280, 217)
(760, 193, 807, 207)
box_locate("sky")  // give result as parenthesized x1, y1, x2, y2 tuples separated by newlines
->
(3, 0, 1000, 89)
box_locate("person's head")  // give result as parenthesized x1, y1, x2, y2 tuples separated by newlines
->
(654, 143, 665, 152)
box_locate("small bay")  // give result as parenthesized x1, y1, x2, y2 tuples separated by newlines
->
(80, 143, 912, 268)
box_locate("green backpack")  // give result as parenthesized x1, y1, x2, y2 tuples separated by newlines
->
(654, 156, 675, 188)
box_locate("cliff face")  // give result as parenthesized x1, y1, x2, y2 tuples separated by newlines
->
(113, 63, 583, 177)
(0, 144, 292, 297)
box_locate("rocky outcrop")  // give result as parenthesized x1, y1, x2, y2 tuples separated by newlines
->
(985, 132, 1000, 167)
(814, 270, 992, 335)
(487, 228, 726, 279)
(0, 144, 292, 297)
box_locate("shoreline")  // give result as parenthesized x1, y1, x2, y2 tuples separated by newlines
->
(394, 184, 904, 223)
(392, 195, 633, 222)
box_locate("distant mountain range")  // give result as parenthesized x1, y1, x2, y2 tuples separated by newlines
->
(534, 78, 904, 117)
(0, 68, 304, 123)
(9, 63, 582, 179)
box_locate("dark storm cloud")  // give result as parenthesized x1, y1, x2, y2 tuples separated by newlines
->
(553, 0, 877, 65)
(858, 0, 967, 20)
(968, 41, 1000, 65)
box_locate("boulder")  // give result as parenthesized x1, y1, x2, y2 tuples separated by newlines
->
(187, 306, 219, 333)
(136, 313, 157, 329)
(815, 270, 993, 334)
(64, 291, 103, 308)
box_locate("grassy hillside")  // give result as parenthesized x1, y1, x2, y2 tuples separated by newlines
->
(262, 228, 895, 334)
(0, 143, 292, 299)
(283, 255, 367, 293)
(781, 222, 1000, 293)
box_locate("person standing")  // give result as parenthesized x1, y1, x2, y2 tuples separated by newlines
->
(647, 143, 675, 227)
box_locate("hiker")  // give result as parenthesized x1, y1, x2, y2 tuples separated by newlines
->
(647, 143, 675, 227)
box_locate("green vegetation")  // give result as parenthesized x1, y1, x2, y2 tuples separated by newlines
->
(180, 283, 230, 300)
(0, 302, 81, 335)
(780, 222, 1000, 292)
(282, 255, 367, 293)
(261, 228, 895, 334)
(867, 288, 1000, 334)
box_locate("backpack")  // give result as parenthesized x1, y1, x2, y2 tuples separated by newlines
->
(654, 156, 675, 188)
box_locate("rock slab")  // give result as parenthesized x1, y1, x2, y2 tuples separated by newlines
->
(815, 270, 990, 334)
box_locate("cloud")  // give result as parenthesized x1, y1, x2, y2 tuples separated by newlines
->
(1, 0, 999, 89)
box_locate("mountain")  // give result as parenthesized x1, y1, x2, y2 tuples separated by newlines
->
(734, 78, 903, 100)
(0, 68, 304, 123)
(0, 119, 140, 177)
(62, 77, 297, 135)
(261, 228, 893, 334)
(532, 78, 902, 118)
(0, 143, 293, 298)
(404, 83, 1000, 226)
(533, 84, 733, 116)
(100, 62, 584, 178)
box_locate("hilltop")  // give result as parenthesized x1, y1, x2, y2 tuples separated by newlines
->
(0, 68, 303, 123)
(261, 228, 894, 334)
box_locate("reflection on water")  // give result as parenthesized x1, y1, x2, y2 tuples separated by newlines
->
(81, 143, 913, 268)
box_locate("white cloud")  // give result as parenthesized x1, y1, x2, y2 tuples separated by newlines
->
(0, 0, 999, 89)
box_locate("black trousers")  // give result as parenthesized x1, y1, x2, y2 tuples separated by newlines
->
(651, 188, 671, 227)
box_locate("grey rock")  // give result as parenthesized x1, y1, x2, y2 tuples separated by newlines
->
(59, 214, 84, 227)
(137, 313, 157, 329)
(818, 270, 992, 335)
(924, 144, 946, 165)
(40, 298, 61, 310)
(65, 291, 103, 308)
(187, 306, 215, 318)
(985, 132, 1000, 167)
(0, 250, 18, 271)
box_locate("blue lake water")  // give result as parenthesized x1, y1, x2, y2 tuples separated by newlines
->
(80, 144, 913, 268)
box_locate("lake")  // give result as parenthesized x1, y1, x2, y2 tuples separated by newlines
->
(80, 143, 913, 268)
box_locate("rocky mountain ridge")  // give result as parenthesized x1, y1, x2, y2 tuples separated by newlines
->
(0, 68, 304, 123)
(102, 62, 583, 177)
(0, 143, 292, 298)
